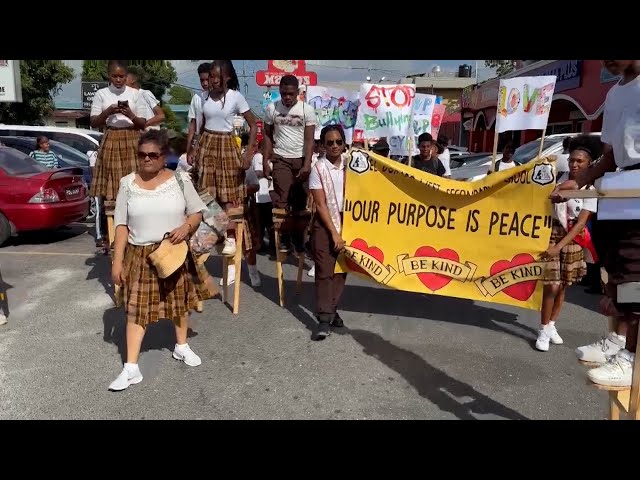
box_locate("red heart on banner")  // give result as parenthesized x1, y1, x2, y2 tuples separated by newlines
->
(489, 253, 538, 301)
(413, 246, 460, 292)
(346, 238, 384, 276)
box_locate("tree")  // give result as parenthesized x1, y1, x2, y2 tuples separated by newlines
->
(0, 60, 75, 125)
(484, 60, 516, 77)
(168, 85, 194, 105)
(162, 105, 185, 133)
(81, 60, 177, 100)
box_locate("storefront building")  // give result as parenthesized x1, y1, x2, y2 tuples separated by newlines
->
(460, 60, 619, 152)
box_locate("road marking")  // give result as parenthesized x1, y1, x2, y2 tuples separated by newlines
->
(0, 251, 94, 257)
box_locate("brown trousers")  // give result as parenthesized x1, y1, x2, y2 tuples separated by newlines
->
(311, 217, 347, 322)
(270, 156, 308, 212)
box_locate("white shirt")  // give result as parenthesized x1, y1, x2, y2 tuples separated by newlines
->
(114, 171, 206, 246)
(438, 148, 451, 176)
(87, 150, 98, 167)
(202, 89, 250, 132)
(138, 89, 160, 121)
(90, 85, 146, 128)
(554, 152, 570, 174)
(309, 156, 345, 212)
(264, 100, 317, 158)
(188, 91, 207, 134)
(252, 152, 273, 204)
(498, 160, 517, 171)
(245, 165, 259, 189)
(553, 172, 597, 226)
(601, 75, 640, 169)
(176, 153, 192, 172)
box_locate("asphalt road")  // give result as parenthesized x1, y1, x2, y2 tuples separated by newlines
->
(0, 223, 610, 419)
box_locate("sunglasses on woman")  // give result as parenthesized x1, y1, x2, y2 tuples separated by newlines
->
(137, 151, 162, 160)
(325, 140, 344, 147)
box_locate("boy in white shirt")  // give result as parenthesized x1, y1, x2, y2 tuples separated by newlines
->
(126, 69, 165, 130)
(186, 62, 211, 164)
(553, 60, 640, 387)
(263, 74, 318, 254)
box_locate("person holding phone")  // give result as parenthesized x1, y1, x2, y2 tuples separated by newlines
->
(89, 60, 147, 203)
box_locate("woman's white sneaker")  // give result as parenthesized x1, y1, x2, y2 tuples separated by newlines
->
(173, 343, 202, 367)
(108, 363, 143, 391)
(587, 349, 635, 387)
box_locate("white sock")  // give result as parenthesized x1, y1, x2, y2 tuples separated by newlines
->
(549, 321, 556, 329)
(124, 362, 139, 372)
(248, 264, 258, 275)
(175, 343, 188, 351)
(542, 323, 554, 331)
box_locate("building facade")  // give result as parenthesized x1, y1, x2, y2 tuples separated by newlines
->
(460, 60, 618, 152)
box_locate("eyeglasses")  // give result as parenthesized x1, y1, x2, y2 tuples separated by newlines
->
(137, 151, 162, 160)
(326, 140, 344, 147)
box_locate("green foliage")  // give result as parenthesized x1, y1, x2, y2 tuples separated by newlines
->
(484, 60, 516, 76)
(168, 85, 194, 105)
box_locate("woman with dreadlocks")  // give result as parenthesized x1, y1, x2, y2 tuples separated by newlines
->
(193, 60, 258, 256)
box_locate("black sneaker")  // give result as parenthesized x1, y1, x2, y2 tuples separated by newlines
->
(314, 322, 331, 341)
(331, 313, 345, 328)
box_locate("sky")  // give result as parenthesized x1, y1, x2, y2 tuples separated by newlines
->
(57, 60, 496, 114)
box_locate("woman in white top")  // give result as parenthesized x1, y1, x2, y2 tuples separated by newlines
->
(536, 135, 602, 352)
(193, 60, 258, 256)
(308, 125, 347, 340)
(89, 60, 147, 201)
(109, 130, 210, 392)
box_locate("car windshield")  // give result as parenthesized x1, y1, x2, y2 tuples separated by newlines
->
(512, 137, 567, 164)
(0, 147, 48, 175)
(49, 141, 89, 168)
(88, 133, 103, 143)
(455, 155, 493, 169)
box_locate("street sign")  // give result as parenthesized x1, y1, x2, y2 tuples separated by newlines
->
(82, 81, 108, 110)
(255, 60, 317, 87)
(0, 60, 23, 103)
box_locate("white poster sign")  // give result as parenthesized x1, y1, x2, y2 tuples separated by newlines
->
(357, 83, 415, 139)
(0, 60, 23, 103)
(495, 76, 556, 133)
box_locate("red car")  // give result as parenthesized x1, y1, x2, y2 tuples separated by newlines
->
(0, 146, 89, 246)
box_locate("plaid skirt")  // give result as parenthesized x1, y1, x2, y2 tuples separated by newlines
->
(541, 221, 586, 285)
(90, 128, 140, 200)
(193, 130, 246, 204)
(122, 243, 208, 328)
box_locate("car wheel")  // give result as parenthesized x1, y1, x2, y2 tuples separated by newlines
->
(0, 213, 11, 247)
(86, 197, 97, 222)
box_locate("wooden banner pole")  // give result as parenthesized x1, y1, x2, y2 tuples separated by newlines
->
(489, 129, 500, 173)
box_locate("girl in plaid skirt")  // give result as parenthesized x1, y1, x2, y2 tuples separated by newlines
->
(536, 135, 602, 352)
(192, 60, 258, 257)
(89, 60, 147, 201)
(109, 130, 210, 392)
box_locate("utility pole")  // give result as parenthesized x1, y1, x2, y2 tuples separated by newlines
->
(237, 60, 253, 97)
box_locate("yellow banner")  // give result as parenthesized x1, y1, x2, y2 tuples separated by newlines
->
(336, 149, 556, 310)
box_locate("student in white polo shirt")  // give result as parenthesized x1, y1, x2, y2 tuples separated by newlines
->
(125, 68, 165, 131)
(186, 62, 211, 164)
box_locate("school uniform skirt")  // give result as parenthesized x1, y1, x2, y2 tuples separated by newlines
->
(89, 128, 140, 200)
(541, 220, 586, 285)
(122, 243, 208, 328)
(193, 130, 246, 204)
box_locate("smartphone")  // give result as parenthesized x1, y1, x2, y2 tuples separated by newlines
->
(117, 100, 129, 108)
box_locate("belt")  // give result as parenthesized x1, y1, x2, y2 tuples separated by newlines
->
(204, 129, 232, 135)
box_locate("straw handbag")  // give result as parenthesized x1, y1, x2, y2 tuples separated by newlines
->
(147, 233, 189, 279)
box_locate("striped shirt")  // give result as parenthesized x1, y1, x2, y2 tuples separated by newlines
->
(30, 150, 59, 169)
